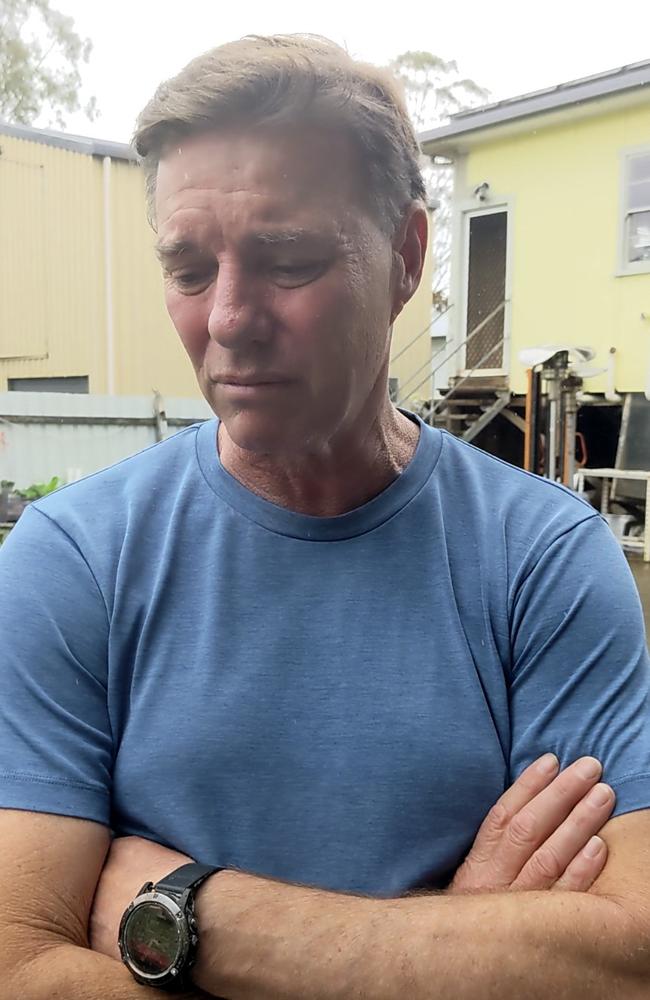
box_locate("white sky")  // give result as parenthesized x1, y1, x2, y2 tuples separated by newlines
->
(53, 0, 650, 143)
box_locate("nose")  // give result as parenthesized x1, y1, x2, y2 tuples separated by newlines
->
(207, 262, 271, 349)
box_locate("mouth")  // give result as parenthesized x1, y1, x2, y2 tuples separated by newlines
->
(214, 375, 295, 396)
(218, 377, 288, 387)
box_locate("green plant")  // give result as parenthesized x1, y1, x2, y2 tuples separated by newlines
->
(0, 0, 97, 128)
(16, 476, 62, 500)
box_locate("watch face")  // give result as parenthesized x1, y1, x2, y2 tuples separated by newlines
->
(123, 901, 182, 976)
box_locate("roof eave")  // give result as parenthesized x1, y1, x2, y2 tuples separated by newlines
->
(420, 62, 650, 157)
(0, 120, 138, 162)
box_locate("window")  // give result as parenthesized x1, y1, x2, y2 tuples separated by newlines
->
(8, 376, 89, 393)
(622, 151, 650, 272)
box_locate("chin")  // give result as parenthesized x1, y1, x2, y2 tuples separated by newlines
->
(218, 409, 305, 456)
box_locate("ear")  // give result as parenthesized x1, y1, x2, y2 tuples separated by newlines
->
(390, 204, 429, 325)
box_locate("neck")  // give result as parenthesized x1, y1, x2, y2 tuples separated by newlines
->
(218, 402, 421, 517)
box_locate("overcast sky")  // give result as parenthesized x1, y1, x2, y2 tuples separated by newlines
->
(54, 0, 650, 142)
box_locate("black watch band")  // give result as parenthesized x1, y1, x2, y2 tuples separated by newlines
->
(155, 862, 221, 897)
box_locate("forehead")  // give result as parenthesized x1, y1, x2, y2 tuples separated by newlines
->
(154, 125, 372, 243)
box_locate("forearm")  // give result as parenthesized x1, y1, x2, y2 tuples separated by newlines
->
(194, 871, 647, 1000)
(10, 942, 208, 1000)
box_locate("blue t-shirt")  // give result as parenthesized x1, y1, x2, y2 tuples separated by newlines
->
(1, 417, 649, 895)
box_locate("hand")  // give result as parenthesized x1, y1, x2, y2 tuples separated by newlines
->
(449, 755, 615, 894)
(89, 835, 191, 962)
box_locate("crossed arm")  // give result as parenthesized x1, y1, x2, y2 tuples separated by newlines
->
(3, 755, 650, 1000)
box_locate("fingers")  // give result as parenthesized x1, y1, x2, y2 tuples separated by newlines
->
(552, 835, 608, 892)
(513, 781, 615, 890)
(450, 754, 560, 893)
(487, 753, 561, 823)
(458, 754, 560, 870)
(450, 755, 611, 894)
(486, 756, 608, 888)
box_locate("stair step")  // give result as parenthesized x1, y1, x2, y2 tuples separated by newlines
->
(449, 376, 508, 391)
(437, 398, 498, 407)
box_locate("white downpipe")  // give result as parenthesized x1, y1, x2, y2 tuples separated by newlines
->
(103, 156, 116, 395)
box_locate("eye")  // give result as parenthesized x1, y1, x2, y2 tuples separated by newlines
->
(271, 261, 327, 288)
(167, 268, 215, 295)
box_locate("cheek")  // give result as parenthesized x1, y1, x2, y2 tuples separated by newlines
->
(165, 291, 209, 366)
(279, 288, 357, 383)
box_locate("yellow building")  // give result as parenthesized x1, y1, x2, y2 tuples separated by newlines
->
(0, 121, 433, 402)
(420, 60, 650, 406)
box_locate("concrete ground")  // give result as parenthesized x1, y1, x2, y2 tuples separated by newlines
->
(628, 557, 650, 637)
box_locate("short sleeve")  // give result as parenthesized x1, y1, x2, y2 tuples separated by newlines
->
(0, 505, 112, 824)
(509, 514, 650, 817)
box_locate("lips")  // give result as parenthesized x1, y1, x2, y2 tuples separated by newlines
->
(215, 374, 291, 387)
(221, 379, 284, 387)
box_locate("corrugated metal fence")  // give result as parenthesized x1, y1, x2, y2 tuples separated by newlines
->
(0, 391, 213, 489)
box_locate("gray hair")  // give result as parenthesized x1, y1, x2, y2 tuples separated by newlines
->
(133, 33, 426, 233)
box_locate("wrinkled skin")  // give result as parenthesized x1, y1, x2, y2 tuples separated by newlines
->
(154, 125, 426, 514)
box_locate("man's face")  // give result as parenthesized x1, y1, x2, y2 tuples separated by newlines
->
(155, 125, 404, 455)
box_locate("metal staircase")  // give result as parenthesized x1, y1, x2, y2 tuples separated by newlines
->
(431, 386, 512, 441)
(393, 300, 514, 443)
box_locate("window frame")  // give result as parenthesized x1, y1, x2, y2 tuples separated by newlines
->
(617, 144, 650, 277)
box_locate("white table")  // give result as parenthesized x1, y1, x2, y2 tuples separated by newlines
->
(575, 468, 650, 562)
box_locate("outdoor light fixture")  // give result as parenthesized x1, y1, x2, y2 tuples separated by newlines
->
(473, 181, 490, 202)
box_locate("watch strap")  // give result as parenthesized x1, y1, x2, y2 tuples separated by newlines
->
(155, 862, 222, 897)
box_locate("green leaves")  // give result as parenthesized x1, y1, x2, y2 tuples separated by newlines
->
(0, 0, 96, 127)
(390, 50, 489, 132)
(15, 476, 62, 499)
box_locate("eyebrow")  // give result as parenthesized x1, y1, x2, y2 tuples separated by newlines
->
(255, 229, 308, 245)
(255, 230, 342, 249)
(154, 239, 198, 263)
(155, 229, 339, 262)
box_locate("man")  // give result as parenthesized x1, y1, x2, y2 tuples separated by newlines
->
(1, 34, 649, 999)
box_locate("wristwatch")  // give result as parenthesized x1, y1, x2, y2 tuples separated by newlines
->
(118, 861, 221, 991)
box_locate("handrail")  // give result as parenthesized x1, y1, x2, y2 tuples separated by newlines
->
(426, 337, 506, 424)
(390, 304, 453, 365)
(396, 300, 506, 408)
(395, 339, 450, 398)
(430, 301, 505, 380)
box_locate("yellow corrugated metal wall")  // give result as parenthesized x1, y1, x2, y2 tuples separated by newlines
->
(0, 135, 105, 388)
(0, 134, 200, 397)
(108, 160, 199, 397)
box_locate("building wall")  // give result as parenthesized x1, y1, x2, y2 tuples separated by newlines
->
(0, 134, 106, 389)
(461, 101, 650, 394)
(388, 208, 435, 407)
(0, 134, 202, 398)
(108, 160, 198, 397)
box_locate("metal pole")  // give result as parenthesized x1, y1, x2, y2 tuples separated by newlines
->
(543, 351, 569, 483)
(547, 377, 559, 481)
(562, 375, 581, 487)
(557, 387, 567, 487)
(524, 369, 533, 471)
(563, 404, 577, 487)
(530, 369, 542, 476)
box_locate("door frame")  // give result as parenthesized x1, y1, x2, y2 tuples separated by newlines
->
(456, 200, 513, 379)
